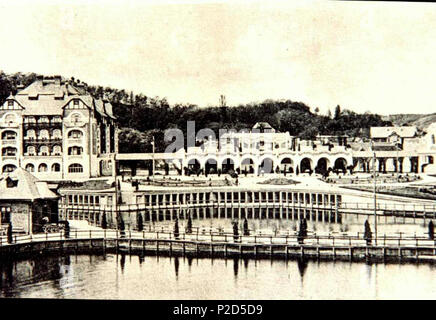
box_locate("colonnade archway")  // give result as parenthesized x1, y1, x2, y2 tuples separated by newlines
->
(205, 158, 218, 174)
(300, 158, 313, 173)
(221, 158, 235, 174)
(315, 157, 330, 174)
(334, 157, 347, 172)
(280, 158, 293, 173)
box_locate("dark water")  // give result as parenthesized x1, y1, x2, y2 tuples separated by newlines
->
(1, 253, 436, 299)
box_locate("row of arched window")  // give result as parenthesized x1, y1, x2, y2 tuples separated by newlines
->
(25, 129, 62, 140)
(23, 163, 83, 173)
(25, 163, 61, 172)
(1, 163, 84, 173)
(25, 145, 62, 156)
(23, 116, 62, 124)
(24, 129, 83, 140)
(24, 145, 83, 156)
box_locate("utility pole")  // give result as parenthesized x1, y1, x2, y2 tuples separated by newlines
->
(152, 135, 155, 180)
(371, 141, 377, 245)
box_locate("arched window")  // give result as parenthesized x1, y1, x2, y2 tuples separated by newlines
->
(52, 129, 62, 139)
(51, 163, 61, 172)
(38, 163, 48, 172)
(52, 116, 62, 123)
(26, 129, 36, 139)
(68, 163, 83, 173)
(39, 129, 49, 140)
(26, 116, 36, 124)
(27, 146, 36, 156)
(2, 147, 17, 156)
(39, 145, 49, 156)
(71, 113, 82, 124)
(68, 130, 83, 139)
(4, 114, 16, 124)
(52, 145, 62, 155)
(68, 146, 83, 155)
(25, 163, 35, 172)
(1, 130, 17, 140)
(38, 116, 49, 123)
(2, 164, 16, 173)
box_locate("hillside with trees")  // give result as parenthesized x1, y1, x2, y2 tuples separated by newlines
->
(0, 71, 393, 153)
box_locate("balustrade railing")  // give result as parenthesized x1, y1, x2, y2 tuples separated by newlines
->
(1, 227, 435, 249)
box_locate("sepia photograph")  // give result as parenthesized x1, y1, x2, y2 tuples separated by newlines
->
(0, 0, 436, 304)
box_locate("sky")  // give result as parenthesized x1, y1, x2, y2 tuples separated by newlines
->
(0, 0, 435, 115)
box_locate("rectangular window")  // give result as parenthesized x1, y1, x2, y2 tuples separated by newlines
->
(1, 206, 11, 223)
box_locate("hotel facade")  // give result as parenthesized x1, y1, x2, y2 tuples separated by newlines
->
(0, 76, 118, 180)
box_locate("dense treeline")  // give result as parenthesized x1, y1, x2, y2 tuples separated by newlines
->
(0, 72, 392, 153)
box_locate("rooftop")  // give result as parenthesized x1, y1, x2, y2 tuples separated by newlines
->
(6, 76, 115, 119)
(370, 126, 417, 138)
(0, 168, 58, 201)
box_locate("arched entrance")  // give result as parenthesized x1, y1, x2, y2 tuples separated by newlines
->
(205, 158, 218, 174)
(300, 158, 313, 173)
(221, 158, 235, 174)
(280, 158, 293, 173)
(241, 158, 255, 174)
(316, 157, 329, 174)
(187, 158, 201, 174)
(334, 157, 347, 172)
(259, 158, 274, 174)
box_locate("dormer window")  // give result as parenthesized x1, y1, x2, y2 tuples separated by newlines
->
(6, 177, 17, 188)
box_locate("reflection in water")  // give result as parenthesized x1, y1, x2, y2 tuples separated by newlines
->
(120, 254, 126, 273)
(243, 258, 249, 271)
(297, 258, 308, 279)
(174, 257, 179, 279)
(1, 253, 436, 299)
(233, 258, 239, 278)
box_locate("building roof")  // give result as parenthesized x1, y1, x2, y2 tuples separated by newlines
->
(0, 168, 59, 201)
(370, 126, 417, 138)
(6, 77, 115, 119)
(252, 122, 273, 129)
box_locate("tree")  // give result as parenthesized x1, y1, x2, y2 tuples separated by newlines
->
(118, 214, 125, 237)
(64, 221, 70, 239)
(137, 213, 143, 232)
(429, 221, 434, 240)
(364, 220, 372, 245)
(174, 218, 180, 239)
(233, 221, 239, 242)
(101, 211, 108, 229)
(7, 222, 13, 244)
(297, 219, 308, 244)
(243, 218, 249, 236)
(334, 105, 341, 120)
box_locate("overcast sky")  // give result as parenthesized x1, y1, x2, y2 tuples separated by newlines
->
(0, 0, 435, 115)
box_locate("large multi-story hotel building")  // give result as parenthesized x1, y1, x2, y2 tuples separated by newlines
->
(0, 76, 118, 180)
